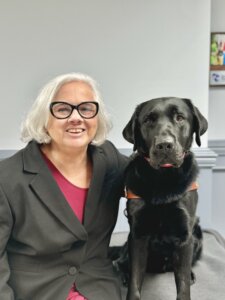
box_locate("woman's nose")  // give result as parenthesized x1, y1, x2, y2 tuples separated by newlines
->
(68, 108, 83, 121)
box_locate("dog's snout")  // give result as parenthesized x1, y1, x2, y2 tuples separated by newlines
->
(155, 142, 174, 152)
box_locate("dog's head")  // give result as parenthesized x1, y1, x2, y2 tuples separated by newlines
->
(123, 97, 208, 169)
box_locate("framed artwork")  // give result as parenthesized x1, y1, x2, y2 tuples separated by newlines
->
(209, 32, 225, 86)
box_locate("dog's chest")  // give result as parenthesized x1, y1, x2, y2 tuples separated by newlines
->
(135, 202, 189, 243)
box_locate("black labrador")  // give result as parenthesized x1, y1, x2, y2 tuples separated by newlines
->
(114, 97, 208, 300)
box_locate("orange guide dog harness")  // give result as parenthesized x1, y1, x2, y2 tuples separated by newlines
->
(124, 182, 199, 199)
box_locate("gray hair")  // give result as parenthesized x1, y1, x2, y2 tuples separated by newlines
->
(21, 73, 112, 145)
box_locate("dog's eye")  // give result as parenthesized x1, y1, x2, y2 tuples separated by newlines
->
(176, 114, 184, 122)
(144, 113, 157, 124)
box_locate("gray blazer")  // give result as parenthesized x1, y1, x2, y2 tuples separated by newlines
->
(0, 140, 128, 300)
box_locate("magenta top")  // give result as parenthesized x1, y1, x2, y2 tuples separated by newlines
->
(43, 154, 88, 300)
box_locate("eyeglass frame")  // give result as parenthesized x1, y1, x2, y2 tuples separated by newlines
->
(49, 101, 99, 119)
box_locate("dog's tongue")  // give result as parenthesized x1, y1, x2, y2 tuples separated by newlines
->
(160, 163, 174, 168)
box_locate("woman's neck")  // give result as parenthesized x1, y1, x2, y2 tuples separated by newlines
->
(40, 143, 92, 188)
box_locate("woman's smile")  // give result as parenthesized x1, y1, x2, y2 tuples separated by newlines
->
(66, 127, 86, 135)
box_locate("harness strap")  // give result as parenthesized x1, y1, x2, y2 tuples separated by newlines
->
(124, 182, 199, 199)
(188, 181, 199, 191)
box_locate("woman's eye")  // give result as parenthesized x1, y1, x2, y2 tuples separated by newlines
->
(57, 107, 70, 113)
(80, 106, 92, 112)
(58, 107, 69, 112)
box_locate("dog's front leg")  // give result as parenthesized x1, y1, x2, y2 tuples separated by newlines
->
(173, 238, 194, 300)
(126, 199, 149, 300)
(127, 234, 149, 300)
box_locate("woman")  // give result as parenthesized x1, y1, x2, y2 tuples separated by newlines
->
(0, 73, 128, 300)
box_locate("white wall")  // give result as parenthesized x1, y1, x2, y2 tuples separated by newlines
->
(209, 0, 225, 140)
(0, 0, 210, 150)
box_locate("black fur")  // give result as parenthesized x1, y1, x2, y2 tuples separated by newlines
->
(113, 97, 207, 300)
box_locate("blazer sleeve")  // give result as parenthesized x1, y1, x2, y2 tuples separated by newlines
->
(0, 184, 15, 299)
(101, 140, 129, 196)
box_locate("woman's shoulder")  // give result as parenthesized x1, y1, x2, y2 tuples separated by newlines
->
(95, 140, 129, 168)
(0, 148, 24, 179)
(100, 140, 119, 152)
(100, 140, 128, 157)
(0, 149, 23, 166)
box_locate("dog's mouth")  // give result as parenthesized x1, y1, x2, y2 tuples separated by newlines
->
(145, 152, 186, 169)
(160, 163, 175, 168)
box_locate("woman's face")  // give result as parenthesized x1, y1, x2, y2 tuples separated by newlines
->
(46, 81, 99, 152)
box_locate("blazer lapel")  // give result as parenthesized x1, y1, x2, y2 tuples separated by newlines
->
(23, 141, 88, 241)
(83, 146, 106, 230)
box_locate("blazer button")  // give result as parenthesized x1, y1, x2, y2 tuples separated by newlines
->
(68, 266, 77, 275)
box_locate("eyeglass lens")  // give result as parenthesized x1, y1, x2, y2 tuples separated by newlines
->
(51, 102, 98, 119)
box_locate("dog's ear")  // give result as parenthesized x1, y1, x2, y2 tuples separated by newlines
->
(122, 109, 139, 151)
(183, 99, 208, 147)
(123, 104, 145, 152)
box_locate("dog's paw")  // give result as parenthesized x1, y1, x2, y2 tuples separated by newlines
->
(126, 290, 141, 300)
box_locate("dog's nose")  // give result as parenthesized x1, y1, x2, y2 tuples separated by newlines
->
(155, 142, 174, 152)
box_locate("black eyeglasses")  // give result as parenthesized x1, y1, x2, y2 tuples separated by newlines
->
(50, 101, 99, 119)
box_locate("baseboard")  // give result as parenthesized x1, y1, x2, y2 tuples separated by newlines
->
(208, 139, 225, 235)
(208, 139, 225, 169)
(208, 139, 225, 154)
